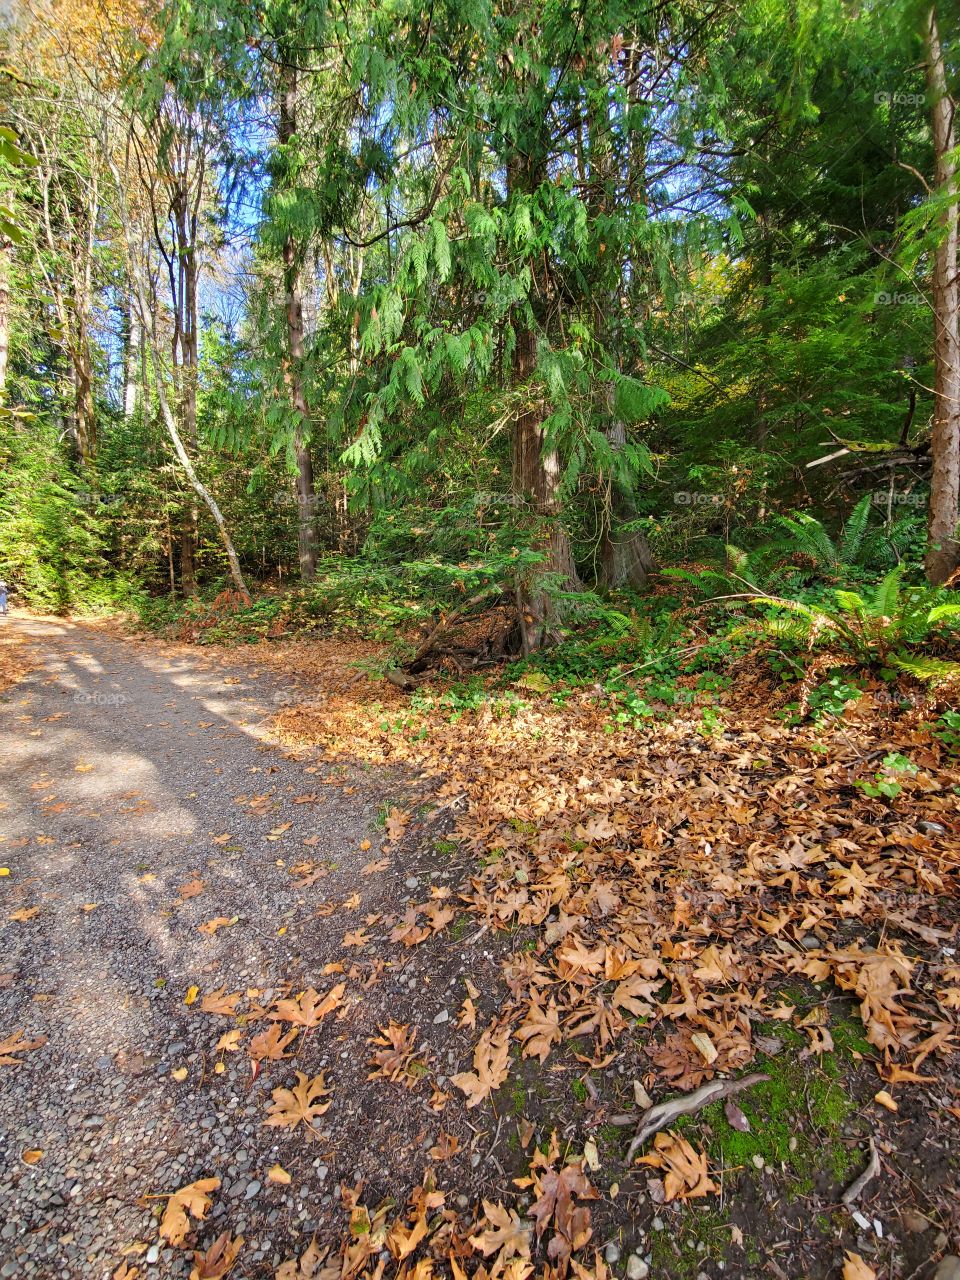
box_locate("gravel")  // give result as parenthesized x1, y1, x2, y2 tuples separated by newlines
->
(0, 618, 391, 1278)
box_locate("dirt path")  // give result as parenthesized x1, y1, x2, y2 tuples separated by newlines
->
(0, 617, 488, 1279)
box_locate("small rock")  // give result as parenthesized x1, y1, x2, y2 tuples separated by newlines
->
(751, 1154, 764, 1169)
(651, 1218, 664, 1232)
(145, 1245, 160, 1265)
(603, 1243, 620, 1265)
(919, 821, 946, 836)
(432, 1010, 449, 1025)
(900, 1209, 929, 1234)
(626, 1256, 649, 1280)
(933, 1259, 960, 1280)
(245, 1180, 261, 1200)
(405, 877, 419, 890)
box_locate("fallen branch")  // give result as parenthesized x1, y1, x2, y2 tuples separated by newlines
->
(841, 1136, 880, 1207)
(626, 1072, 769, 1162)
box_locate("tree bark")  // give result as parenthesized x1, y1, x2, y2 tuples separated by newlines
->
(506, 144, 579, 652)
(0, 238, 9, 397)
(279, 62, 319, 582)
(600, 419, 656, 589)
(924, 4, 960, 585)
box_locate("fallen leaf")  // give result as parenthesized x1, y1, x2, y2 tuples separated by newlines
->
(22, 1148, 43, 1164)
(636, 1130, 717, 1201)
(269, 983, 345, 1028)
(200, 986, 242, 1016)
(268, 1164, 292, 1185)
(172, 1066, 189, 1082)
(873, 1090, 898, 1112)
(197, 917, 236, 936)
(0, 1030, 47, 1066)
(189, 1230, 243, 1280)
(264, 1071, 333, 1136)
(185, 986, 200, 1006)
(9, 906, 40, 922)
(842, 1251, 877, 1280)
(157, 1176, 220, 1246)
(451, 1025, 511, 1107)
(250, 1023, 298, 1064)
(428, 1130, 460, 1161)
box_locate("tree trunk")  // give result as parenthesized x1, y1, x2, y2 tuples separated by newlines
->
(123, 300, 140, 419)
(279, 63, 319, 582)
(511, 320, 580, 652)
(505, 138, 579, 652)
(924, 4, 960, 585)
(599, 419, 656, 589)
(0, 238, 9, 396)
(74, 326, 97, 462)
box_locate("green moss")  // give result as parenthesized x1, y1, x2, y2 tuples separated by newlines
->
(448, 915, 471, 940)
(571, 1078, 588, 1103)
(433, 839, 459, 856)
(694, 1036, 858, 1195)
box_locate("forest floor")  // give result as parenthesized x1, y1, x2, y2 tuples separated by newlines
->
(0, 614, 958, 1280)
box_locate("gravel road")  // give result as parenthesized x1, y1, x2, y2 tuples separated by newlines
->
(0, 616, 472, 1279)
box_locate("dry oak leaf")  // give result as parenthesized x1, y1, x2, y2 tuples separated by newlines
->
(0, 1029, 47, 1065)
(469, 1199, 532, 1263)
(361, 857, 391, 876)
(158, 1176, 220, 1246)
(200, 986, 242, 1016)
(636, 1130, 717, 1201)
(269, 983, 345, 1028)
(842, 1252, 877, 1280)
(250, 1023, 298, 1064)
(451, 1025, 511, 1108)
(264, 1071, 333, 1137)
(189, 1231, 243, 1280)
(179, 877, 205, 899)
(275, 1237, 329, 1280)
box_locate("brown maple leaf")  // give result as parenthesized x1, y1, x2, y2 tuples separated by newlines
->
(189, 1231, 244, 1280)
(636, 1130, 717, 1201)
(428, 1129, 460, 1161)
(469, 1199, 532, 1263)
(528, 1161, 598, 1274)
(200, 986, 242, 1016)
(515, 998, 561, 1064)
(0, 1029, 47, 1066)
(269, 983, 345, 1027)
(249, 1023, 298, 1064)
(178, 877, 205, 900)
(274, 1237, 328, 1280)
(157, 1176, 220, 1246)
(451, 1025, 511, 1107)
(367, 1021, 425, 1088)
(264, 1071, 332, 1137)
(197, 917, 235, 936)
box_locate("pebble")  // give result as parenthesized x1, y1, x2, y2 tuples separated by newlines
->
(432, 1010, 449, 1024)
(933, 1260, 960, 1280)
(405, 877, 419, 890)
(603, 1243, 620, 1264)
(651, 1218, 664, 1232)
(626, 1256, 649, 1280)
(145, 1245, 159, 1265)
(245, 1181, 261, 1200)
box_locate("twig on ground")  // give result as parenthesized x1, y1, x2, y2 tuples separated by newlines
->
(626, 1073, 770, 1161)
(841, 1136, 880, 1207)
